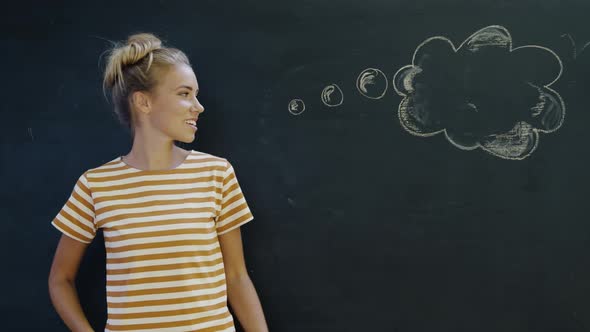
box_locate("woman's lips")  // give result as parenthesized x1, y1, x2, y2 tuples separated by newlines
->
(185, 119, 197, 131)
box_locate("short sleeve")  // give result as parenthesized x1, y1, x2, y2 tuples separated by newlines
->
(215, 160, 254, 235)
(50, 172, 97, 243)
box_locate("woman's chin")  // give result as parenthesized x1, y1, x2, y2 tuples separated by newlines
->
(177, 134, 196, 144)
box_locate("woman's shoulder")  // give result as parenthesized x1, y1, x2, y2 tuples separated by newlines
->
(188, 149, 229, 165)
(84, 155, 125, 173)
(188, 150, 230, 169)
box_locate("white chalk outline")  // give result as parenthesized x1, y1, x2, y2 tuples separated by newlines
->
(288, 99, 306, 116)
(356, 68, 388, 99)
(561, 33, 590, 59)
(393, 25, 565, 160)
(480, 121, 538, 160)
(321, 84, 344, 107)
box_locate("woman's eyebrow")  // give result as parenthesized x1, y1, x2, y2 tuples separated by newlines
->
(175, 85, 199, 92)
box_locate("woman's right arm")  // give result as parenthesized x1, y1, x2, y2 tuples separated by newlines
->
(48, 234, 95, 332)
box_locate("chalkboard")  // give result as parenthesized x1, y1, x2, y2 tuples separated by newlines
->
(3, 0, 590, 331)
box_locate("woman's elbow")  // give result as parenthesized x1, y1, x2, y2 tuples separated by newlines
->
(48, 268, 74, 292)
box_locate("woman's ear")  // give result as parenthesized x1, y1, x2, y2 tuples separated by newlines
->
(131, 90, 152, 114)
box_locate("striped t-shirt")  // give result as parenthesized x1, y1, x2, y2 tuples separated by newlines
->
(51, 150, 254, 332)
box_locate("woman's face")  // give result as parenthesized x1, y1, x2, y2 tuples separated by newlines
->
(144, 63, 205, 143)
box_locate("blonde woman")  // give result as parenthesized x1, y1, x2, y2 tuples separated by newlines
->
(48, 33, 268, 332)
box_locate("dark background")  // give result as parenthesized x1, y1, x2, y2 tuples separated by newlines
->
(2, 0, 590, 331)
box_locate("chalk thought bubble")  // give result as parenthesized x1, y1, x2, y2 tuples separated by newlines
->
(321, 84, 344, 107)
(288, 99, 306, 115)
(356, 68, 388, 99)
(393, 25, 565, 160)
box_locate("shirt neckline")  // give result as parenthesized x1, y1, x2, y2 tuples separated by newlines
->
(119, 149, 193, 172)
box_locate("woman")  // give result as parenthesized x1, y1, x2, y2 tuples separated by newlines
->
(48, 33, 268, 332)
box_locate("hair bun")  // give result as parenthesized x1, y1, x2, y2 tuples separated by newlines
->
(120, 33, 162, 67)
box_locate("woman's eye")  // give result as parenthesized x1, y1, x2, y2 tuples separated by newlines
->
(180, 92, 189, 97)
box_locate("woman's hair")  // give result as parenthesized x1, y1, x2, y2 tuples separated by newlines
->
(102, 33, 191, 135)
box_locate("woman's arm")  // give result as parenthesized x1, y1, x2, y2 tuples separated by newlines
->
(218, 228, 268, 332)
(48, 234, 94, 332)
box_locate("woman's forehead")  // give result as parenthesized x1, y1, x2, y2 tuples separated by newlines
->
(161, 64, 198, 89)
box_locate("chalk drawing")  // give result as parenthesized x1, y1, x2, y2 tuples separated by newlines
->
(393, 25, 565, 160)
(561, 33, 590, 59)
(288, 99, 306, 115)
(321, 84, 344, 107)
(356, 68, 388, 99)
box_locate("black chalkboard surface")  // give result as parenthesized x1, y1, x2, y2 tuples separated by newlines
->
(3, 0, 590, 331)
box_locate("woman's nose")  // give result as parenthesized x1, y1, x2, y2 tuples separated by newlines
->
(192, 101, 204, 114)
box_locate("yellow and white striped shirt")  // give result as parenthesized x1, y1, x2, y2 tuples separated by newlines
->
(51, 150, 254, 331)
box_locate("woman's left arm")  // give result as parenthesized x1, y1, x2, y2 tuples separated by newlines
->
(218, 228, 269, 332)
